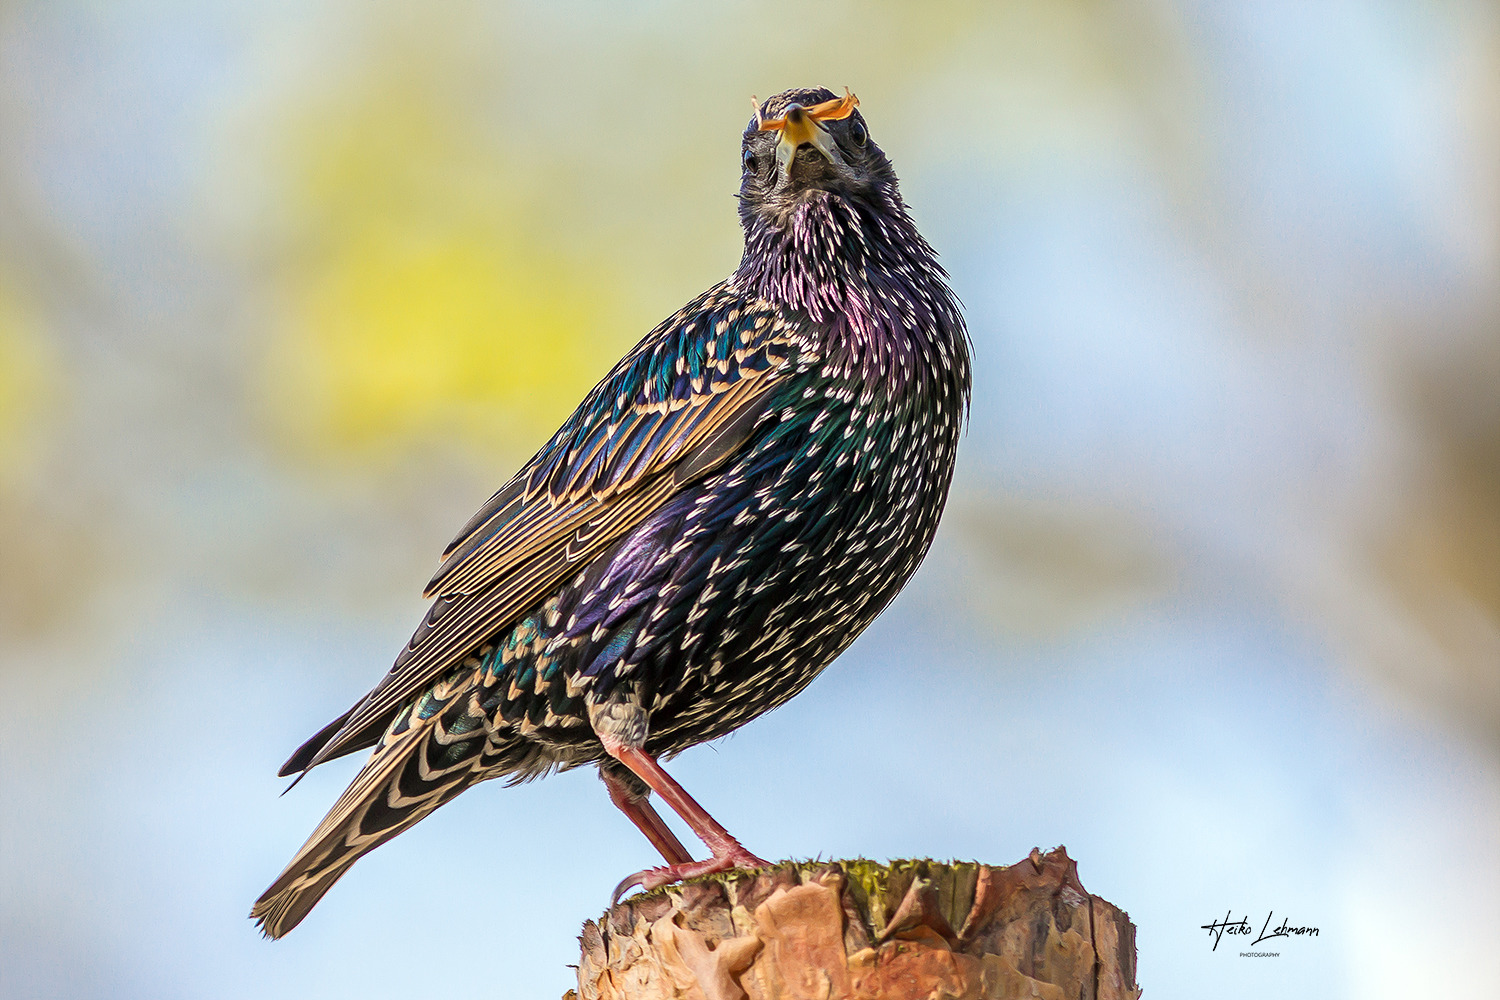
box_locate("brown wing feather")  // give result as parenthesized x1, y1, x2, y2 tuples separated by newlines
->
(424, 374, 773, 599)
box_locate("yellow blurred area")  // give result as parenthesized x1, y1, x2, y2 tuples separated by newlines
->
(0, 282, 52, 486)
(0, 280, 71, 640)
(268, 225, 606, 459)
(257, 16, 624, 465)
(248, 0, 1164, 471)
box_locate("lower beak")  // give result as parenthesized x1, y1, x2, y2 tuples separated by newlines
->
(774, 104, 840, 180)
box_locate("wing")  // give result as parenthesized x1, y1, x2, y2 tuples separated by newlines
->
(280, 284, 811, 776)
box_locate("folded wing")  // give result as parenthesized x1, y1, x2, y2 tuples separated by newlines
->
(280, 287, 808, 776)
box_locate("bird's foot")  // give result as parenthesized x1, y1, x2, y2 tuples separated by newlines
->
(612, 844, 771, 903)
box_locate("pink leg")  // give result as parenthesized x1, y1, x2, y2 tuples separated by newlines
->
(605, 744, 770, 900)
(601, 766, 694, 866)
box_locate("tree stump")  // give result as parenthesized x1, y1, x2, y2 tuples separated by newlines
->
(570, 846, 1138, 1000)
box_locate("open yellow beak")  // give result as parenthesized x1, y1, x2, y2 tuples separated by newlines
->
(754, 89, 860, 181)
(771, 105, 836, 178)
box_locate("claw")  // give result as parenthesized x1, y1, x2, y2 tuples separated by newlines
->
(612, 868, 655, 903)
(611, 845, 772, 903)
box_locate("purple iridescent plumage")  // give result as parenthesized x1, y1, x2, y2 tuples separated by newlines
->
(738, 183, 964, 400)
(252, 86, 970, 938)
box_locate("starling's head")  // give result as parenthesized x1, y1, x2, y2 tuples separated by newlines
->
(739, 87, 895, 226)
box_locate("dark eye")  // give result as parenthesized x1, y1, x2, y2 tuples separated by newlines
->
(848, 120, 867, 147)
(742, 148, 759, 173)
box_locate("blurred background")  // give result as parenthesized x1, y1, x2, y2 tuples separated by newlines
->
(1, 1, 1497, 997)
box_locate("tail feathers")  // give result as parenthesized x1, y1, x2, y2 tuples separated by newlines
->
(252, 701, 490, 938)
(251, 855, 357, 941)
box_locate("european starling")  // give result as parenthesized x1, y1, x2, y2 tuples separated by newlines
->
(252, 87, 970, 937)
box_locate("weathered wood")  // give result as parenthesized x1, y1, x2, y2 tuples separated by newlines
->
(570, 847, 1138, 1000)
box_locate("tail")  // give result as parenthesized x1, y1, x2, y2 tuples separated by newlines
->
(251, 677, 495, 938)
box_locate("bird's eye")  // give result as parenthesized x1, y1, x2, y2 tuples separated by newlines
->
(849, 120, 868, 147)
(742, 148, 759, 173)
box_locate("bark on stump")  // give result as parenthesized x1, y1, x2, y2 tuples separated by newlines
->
(571, 846, 1138, 1000)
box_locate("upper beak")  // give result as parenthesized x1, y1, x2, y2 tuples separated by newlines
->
(773, 104, 841, 180)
